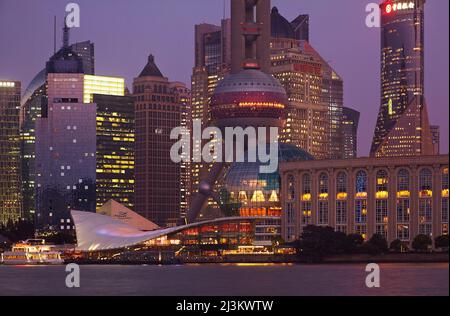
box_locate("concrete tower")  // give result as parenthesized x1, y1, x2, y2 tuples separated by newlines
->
(188, 0, 288, 223)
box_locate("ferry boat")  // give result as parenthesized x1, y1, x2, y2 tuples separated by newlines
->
(1, 239, 64, 265)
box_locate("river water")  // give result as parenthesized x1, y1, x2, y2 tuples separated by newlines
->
(0, 263, 448, 296)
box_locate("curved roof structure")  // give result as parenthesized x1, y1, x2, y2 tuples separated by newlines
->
(214, 69, 286, 95)
(71, 210, 278, 252)
(21, 69, 46, 106)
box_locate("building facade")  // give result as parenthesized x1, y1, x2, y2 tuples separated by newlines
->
(0, 81, 22, 225)
(35, 73, 97, 230)
(280, 155, 449, 247)
(371, 0, 434, 157)
(133, 55, 187, 227)
(191, 20, 231, 201)
(270, 7, 348, 160)
(93, 94, 135, 210)
(341, 107, 360, 159)
(20, 34, 95, 222)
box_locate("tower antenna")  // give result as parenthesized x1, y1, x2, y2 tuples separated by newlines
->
(53, 16, 56, 53)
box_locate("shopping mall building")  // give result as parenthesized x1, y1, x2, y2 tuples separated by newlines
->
(279, 155, 449, 246)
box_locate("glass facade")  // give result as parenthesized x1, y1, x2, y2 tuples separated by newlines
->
(372, 0, 432, 157)
(219, 143, 313, 219)
(35, 74, 97, 230)
(93, 94, 134, 210)
(0, 81, 22, 225)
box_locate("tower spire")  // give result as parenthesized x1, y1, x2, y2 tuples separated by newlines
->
(63, 16, 70, 48)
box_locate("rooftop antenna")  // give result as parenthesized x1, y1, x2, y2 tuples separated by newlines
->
(63, 15, 70, 48)
(53, 16, 57, 53)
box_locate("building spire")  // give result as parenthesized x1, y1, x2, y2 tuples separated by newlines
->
(63, 16, 70, 48)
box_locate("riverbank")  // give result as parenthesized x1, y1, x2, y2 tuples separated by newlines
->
(64, 253, 449, 265)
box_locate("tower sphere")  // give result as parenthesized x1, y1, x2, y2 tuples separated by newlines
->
(210, 69, 288, 129)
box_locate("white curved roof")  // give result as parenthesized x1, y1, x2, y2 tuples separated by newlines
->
(71, 210, 279, 252)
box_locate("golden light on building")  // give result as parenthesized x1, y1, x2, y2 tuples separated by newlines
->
(336, 192, 348, 200)
(376, 191, 389, 199)
(397, 190, 411, 198)
(419, 190, 433, 198)
(301, 193, 312, 202)
(83, 75, 125, 103)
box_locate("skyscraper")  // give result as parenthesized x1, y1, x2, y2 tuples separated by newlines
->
(93, 93, 134, 211)
(0, 80, 22, 225)
(133, 55, 189, 227)
(35, 73, 97, 230)
(269, 7, 347, 160)
(191, 20, 231, 199)
(35, 72, 128, 230)
(20, 23, 94, 222)
(371, 0, 434, 157)
(341, 107, 360, 159)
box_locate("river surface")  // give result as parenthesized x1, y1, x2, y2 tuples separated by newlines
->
(0, 263, 448, 296)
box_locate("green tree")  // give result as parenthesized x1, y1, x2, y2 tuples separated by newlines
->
(390, 239, 403, 252)
(365, 234, 389, 255)
(297, 225, 340, 261)
(412, 234, 432, 252)
(434, 235, 449, 251)
(346, 234, 365, 253)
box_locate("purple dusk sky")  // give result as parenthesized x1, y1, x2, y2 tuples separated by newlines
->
(0, 0, 448, 156)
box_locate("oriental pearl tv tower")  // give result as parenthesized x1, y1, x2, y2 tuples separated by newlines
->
(187, 0, 288, 223)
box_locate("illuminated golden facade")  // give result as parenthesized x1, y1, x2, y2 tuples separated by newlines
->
(93, 94, 134, 211)
(83, 75, 125, 103)
(271, 48, 330, 159)
(280, 155, 449, 247)
(0, 81, 22, 224)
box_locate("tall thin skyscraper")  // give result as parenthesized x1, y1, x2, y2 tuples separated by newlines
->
(0, 80, 22, 225)
(133, 55, 188, 227)
(371, 0, 433, 157)
(191, 19, 231, 215)
(341, 107, 360, 159)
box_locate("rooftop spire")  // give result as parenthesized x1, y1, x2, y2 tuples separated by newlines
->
(63, 16, 70, 48)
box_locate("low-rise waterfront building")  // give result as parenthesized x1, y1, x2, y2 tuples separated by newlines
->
(279, 155, 449, 247)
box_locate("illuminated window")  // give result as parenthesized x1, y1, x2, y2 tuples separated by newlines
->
(355, 200, 367, 224)
(251, 190, 265, 203)
(318, 173, 329, 200)
(442, 168, 449, 198)
(301, 201, 312, 225)
(355, 170, 367, 199)
(376, 199, 388, 224)
(376, 170, 389, 199)
(397, 199, 410, 223)
(419, 168, 433, 198)
(301, 173, 311, 201)
(336, 172, 347, 199)
(397, 169, 410, 198)
(287, 175, 295, 201)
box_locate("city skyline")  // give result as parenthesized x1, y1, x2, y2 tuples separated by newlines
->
(0, 0, 448, 156)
